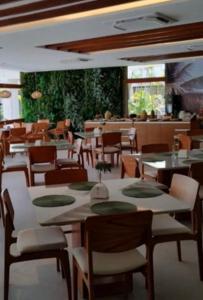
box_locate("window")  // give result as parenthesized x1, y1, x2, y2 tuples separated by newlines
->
(127, 64, 165, 116)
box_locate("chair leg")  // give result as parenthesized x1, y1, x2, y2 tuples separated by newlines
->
(177, 241, 182, 261)
(4, 261, 10, 300)
(24, 168, 30, 187)
(60, 251, 72, 300)
(197, 237, 203, 281)
(30, 172, 35, 186)
(73, 258, 78, 300)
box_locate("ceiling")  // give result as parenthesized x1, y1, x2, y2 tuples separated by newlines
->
(0, 0, 203, 72)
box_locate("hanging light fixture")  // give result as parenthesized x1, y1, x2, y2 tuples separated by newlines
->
(31, 90, 42, 99)
(31, 72, 42, 99)
(0, 89, 12, 98)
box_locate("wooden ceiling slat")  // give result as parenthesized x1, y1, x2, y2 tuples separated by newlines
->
(0, 0, 138, 27)
(121, 51, 203, 63)
(0, 0, 78, 18)
(0, 83, 22, 88)
(41, 22, 203, 54)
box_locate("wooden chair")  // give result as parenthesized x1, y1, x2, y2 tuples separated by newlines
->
(72, 211, 154, 300)
(2, 189, 72, 300)
(121, 154, 168, 192)
(49, 120, 67, 139)
(28, 145, 57, 186)
(26, 122, 49, 142)
(0, 144, 29, 187)
(94, 132, 122, 166)
(189, 162, 203, 201)
(121, 154, 140, 178)
(37, 119, 49, 124)
(57, 137, 83, 169)
(152, 174, 203, 280)
(121, 127, 138, 153)
(45, 168, 88, 185)
(141, 143, 169, 180)
(6, 127, 26, 155)
(175, 134, 191, 150)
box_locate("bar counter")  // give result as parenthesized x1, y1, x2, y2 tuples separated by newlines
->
(85, 120, 190, 150)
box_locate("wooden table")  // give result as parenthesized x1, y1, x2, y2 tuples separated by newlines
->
(141, 149, 203, 186)
(9, 140, 74, 154)
(28, 178, 191, 227)
(28, 178, 191, 297)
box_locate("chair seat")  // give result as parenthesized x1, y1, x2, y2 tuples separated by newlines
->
(72, 247, 147, 275)
(57, 158, 79, 166)
(4, 161, 27, 170)
(152, 214, 191, 236)
(17, 226, 67, 254)
(95, 146, 120, 154)
(31, 163, 56, 172)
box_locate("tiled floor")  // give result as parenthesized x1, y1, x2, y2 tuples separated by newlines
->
(0, 152, 203, 299)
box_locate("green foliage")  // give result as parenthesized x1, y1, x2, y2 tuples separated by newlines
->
(128, 85, 165, 115)
(21, 67, 124, 130)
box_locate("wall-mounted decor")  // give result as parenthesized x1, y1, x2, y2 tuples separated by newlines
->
(0, 89, 12, 98)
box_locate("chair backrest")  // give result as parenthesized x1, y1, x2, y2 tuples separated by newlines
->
(84, 211, 152, 254)
(128, 127, 136, 141)
(141, 143, 169, 154)
(121, 155, 140, 178)
(56, 121, 66, 129)
(75, 138, 83, 155)
(45, 168, 88, 185)
(9, 127, 26, 137)
(170, 174, 199, 210)
(102, 132, 121, 147)
(28, 145, 57, 164)
(1, 189, 15, 231)
(176, 134, 191, 150)
(189, 162, 203, 185)
(32, 122, 49, 134)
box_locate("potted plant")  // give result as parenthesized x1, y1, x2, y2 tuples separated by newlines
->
(90, 161, 111, 201)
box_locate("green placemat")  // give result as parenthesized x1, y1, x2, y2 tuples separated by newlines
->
(182, 159, 201, 165)
(191, 153, 203, 159)
(91, 201, 137, 215)
(158, 152, 173, 157)
(32, 195, 75, 207)
(122, 183, 163, 198)
(143, 157, 163, 162)
(69, 181, 97, 191)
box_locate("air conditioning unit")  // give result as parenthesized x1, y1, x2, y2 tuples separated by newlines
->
(113, 13, 177, 31)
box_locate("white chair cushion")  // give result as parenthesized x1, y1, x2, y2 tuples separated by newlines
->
(4, 161, 27, 169)
(17, 226, 67, 254)
(152, 214, 191, 236)
(31, 163, 56, 172)
(95, 146, 120, 154)
(72, 247, 147, 275)
(57, 158, 78, 165)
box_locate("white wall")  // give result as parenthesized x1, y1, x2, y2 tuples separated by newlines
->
(0, 69, 20, 120)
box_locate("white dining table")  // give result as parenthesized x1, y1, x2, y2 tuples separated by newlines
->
(28, 178, 191, 226)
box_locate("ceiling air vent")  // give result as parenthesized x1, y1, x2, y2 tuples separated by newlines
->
(113, 13, 177, 31)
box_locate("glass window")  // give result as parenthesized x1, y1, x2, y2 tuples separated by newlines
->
(127, 64, 165, 116)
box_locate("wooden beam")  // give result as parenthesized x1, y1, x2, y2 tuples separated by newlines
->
(0, 0, 138, 27)
(41, 22, 203, 54)
(126, 77, 165, 83)
(0, 83, 22, 89)
(121, 50, 203, 63)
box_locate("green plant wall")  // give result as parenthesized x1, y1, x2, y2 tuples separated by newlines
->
(21, 67, 124, 130)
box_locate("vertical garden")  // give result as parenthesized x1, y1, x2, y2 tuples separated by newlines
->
(21, 67, 124, 130)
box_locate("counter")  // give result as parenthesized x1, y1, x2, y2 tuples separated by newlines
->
(84, 120, 190, 150)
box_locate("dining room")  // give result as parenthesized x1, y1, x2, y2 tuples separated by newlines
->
(1, 1, 203, 300)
